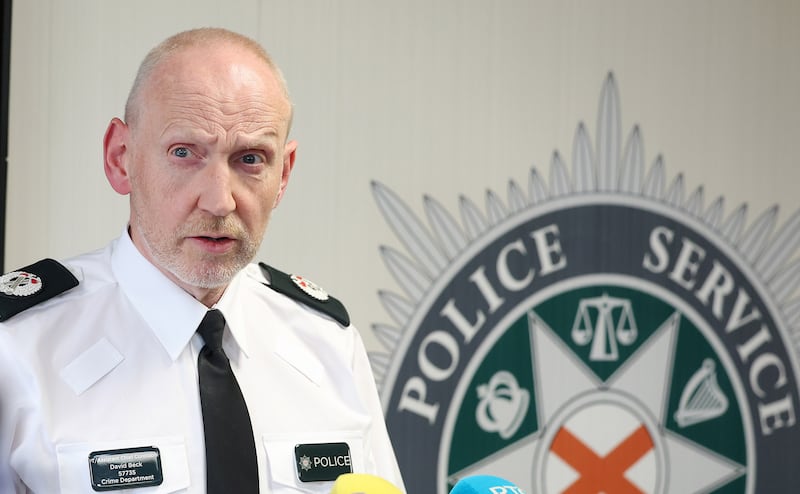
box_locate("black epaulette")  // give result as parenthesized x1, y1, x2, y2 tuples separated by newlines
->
(0, 258, 79, 322)
(259, 263, 350, 327)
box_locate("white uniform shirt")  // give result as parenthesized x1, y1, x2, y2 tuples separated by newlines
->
(0, 232, 405, 493)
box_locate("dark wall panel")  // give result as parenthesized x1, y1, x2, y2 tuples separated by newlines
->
(0, 0, 10, 271)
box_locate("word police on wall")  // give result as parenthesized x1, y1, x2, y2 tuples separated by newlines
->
(371, 75, 800, 493)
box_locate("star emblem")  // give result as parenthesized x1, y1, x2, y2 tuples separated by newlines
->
(451, 310, 744, 493)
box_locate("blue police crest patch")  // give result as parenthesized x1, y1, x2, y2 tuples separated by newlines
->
(370, 74, 800, 493)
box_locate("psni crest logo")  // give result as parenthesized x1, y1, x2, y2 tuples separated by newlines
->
(370, 74, 800, 493)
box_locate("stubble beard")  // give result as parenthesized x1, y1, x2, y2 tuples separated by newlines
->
(134, 210, 261, 290)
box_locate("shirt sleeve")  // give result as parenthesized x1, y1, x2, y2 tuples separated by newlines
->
(349, 325, 407, 492)
(0, 330, 59, 493)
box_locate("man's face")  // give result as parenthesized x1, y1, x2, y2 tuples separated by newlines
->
(110, 43, 295, 303)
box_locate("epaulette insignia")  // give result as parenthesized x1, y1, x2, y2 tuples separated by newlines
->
(0, 259, 79, 321)
(259, 263, 350, 327)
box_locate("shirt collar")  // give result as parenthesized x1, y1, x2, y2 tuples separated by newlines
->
(110, 230, 213, 361)
(214, 267, 251, 358)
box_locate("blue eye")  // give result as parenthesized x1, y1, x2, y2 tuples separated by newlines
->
(172, 147, 190, 158)
(241, 154, 263, 165)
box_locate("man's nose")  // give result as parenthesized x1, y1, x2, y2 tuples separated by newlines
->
(197, 160, 236, 217)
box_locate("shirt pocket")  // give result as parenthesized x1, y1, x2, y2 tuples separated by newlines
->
(56, 435, 190, 494)
(262, 430, 365, 493)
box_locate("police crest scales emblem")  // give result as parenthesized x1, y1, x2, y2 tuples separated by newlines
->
(370, 74, 800, 493)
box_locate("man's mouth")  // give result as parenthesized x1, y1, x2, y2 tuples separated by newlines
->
(190, 235, 237, 252)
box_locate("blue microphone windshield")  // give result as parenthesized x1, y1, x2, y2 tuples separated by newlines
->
(449, 475, 526, 494)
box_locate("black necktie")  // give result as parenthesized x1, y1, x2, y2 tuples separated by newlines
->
(197, 309, 259, 493)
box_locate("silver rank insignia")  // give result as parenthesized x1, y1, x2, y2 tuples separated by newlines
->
(291, 274, 330, 301)
(0, 271, 43, 297)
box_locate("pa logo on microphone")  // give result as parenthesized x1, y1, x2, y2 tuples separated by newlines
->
(450, 475, 525, 494)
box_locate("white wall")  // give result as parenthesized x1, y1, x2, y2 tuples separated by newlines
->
(7, 0, 800, 354)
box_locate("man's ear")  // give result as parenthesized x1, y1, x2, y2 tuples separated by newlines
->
(104, 118, 132, 195)
(273, 139, 297, 208)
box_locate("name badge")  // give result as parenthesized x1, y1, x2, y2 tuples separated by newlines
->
(88, 446, 163, 491)
(295, 442, 352, 482)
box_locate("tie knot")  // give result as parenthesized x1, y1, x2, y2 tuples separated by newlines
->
(197, 309, 226, 351)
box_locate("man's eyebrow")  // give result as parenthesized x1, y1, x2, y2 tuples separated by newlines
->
(159, 125, 216, 143)
(235, 131, 281, 147)
(157, 123, 284, 149)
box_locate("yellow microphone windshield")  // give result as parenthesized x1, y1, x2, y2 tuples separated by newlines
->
(329, 473, 403, 494)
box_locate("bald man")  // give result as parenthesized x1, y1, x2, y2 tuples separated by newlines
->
(0, 28, 404, 493)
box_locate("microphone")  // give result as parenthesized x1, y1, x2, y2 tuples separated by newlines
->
(330, 473, 403, 493)
(449, 475, 526, 494)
